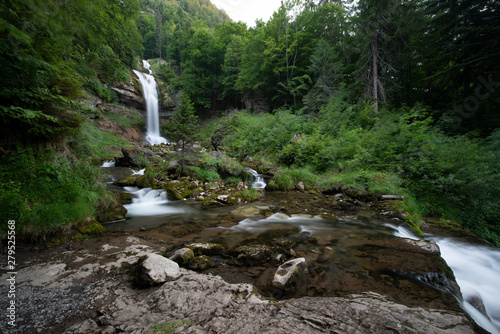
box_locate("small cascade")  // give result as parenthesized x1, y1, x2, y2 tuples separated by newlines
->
(133, 60, 168, 145)
(389, 224, 500, 333)
(245, 167, 267, 189)
(123, 186, 183, 217)
(101, 160, 115, 168)
(430, 237, 500, 334)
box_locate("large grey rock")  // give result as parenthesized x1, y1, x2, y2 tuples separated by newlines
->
(136, 254, 181, 285)
(272, 257, 307, 290)
(75, 271, 474, 334)
(111, 83, 144, 110)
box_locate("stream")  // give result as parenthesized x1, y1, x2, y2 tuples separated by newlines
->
(100, 163, 500, 334)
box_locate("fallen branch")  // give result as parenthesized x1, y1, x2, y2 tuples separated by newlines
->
(381, 195, 405, 201)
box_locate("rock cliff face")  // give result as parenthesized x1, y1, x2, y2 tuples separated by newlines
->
(111, 83, 144, 110)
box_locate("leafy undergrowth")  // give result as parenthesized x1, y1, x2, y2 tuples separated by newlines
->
(203, 102, 500, 247)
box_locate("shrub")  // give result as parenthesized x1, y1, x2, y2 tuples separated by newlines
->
(0, 148, 105, 239)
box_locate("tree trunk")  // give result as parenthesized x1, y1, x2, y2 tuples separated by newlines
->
(373, 27, 379, 113)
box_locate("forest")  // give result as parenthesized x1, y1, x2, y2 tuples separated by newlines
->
(0, 0, 499, 246)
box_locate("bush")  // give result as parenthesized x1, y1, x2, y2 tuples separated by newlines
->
(0, 148, 105, 239)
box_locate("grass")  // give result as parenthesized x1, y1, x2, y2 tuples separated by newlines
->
(69, 121, 133, 160)
(152, 320, 191, 334)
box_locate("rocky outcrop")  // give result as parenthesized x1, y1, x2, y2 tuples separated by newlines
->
(116, 146, 158, 167)
(67, 270, 475, 334)
(111, 83, 144, 110)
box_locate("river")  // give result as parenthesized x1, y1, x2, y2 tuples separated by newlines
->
(105, 169, 500, 333)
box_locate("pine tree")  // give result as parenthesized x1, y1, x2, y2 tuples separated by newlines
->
(170, 92, 198, 175)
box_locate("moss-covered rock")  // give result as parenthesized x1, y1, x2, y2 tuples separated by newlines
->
(95, 197, 128, 223)
(187, 255, 215, 270)
(46, 237, 69, 248)
(169, 248, 195, 266)
(113, 174, 143, 186)
(201, 197, 226, 208)
(187, 242, 225, 256)
(165, 181, 192, 200)
(229, 244, 274, 266)
(72, 221, 107, 240)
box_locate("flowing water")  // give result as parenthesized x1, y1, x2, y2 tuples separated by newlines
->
(103, 162, 500, 333)
(245, 167, 267, 189)
(431, 237, 500, 334)
(389, 224, 500, 334)
(133, 60, 168, 145)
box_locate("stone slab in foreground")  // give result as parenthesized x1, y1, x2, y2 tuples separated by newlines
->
(66, 270, 474, 334)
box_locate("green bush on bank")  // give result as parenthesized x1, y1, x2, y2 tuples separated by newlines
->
(0, 148, 105, 239)
(210, 99, 500, 246)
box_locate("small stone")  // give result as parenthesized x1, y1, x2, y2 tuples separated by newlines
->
(296, 182, 305, 191)
(272, 257, 307, 290)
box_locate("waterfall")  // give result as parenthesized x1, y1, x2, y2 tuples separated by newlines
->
(133, 60, 168, 145)
(245, 167, 267, 189)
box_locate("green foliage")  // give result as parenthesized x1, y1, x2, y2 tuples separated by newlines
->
(235, 189, 262, 202)
(205, 101, 500, 246)
(0, 148, 105, 238)
(0, 0, 143, 142)
(152, 319, 191, 334)
(186, 166, 221, 182)
(166, 92, 199, 150)
(68, 122, 133, 160)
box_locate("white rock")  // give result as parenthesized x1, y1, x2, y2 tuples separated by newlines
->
(140, 254, 181, 284)
(272, 257, 307, 289)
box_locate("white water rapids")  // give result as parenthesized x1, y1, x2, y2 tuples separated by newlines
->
(391, 225, 500, 334)
(133, 60, 168, 145)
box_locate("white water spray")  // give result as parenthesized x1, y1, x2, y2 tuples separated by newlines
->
(245, 167, 266, 189)
(388, 224, 500, 333)
(133, 60, 168, 145)
(431, 237, 500, 334)
(123, 186, 183, 216)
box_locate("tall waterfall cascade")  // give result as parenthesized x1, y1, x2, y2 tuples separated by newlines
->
(133, 60, 168, 145)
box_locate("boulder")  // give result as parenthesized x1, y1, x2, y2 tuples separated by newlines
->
(134, 254, 181, 286)
(169, 248, 195, 266)
(272, 257, 307, 290)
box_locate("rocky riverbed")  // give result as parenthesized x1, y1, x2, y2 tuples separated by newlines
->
(0, 191, 489, 334)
